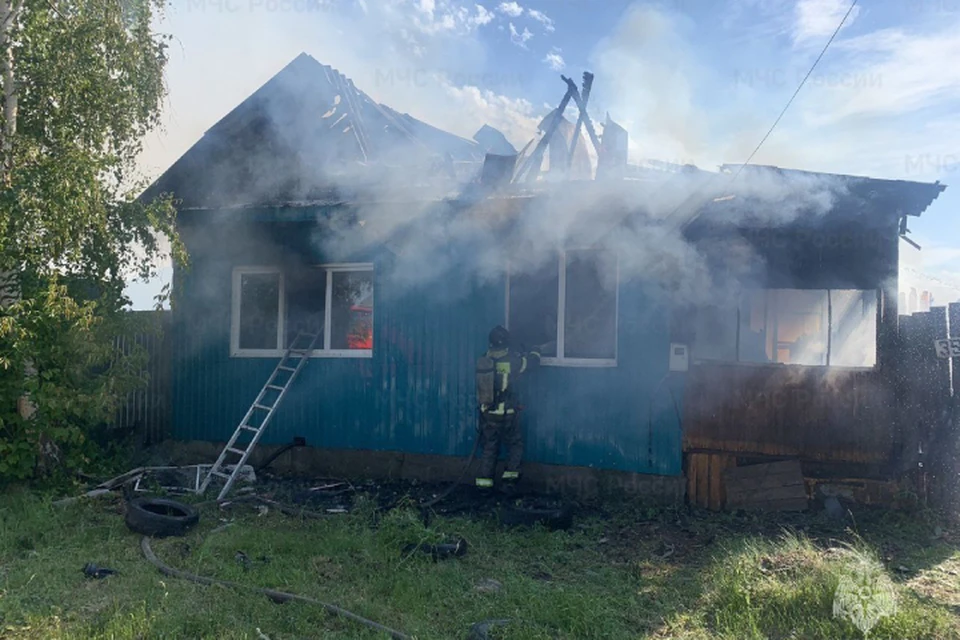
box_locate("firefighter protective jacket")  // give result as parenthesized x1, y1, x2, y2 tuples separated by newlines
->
(479, 347, 541, 416)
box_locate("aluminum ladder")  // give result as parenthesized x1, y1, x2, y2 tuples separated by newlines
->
(199, 330, 320, 500)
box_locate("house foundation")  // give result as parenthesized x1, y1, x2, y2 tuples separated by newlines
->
(168, 440, 686, 505)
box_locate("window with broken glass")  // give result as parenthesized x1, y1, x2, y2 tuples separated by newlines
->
(231, 264, 373, 357)
(691, 289, 878, 367)
(507, 250, 618, 366)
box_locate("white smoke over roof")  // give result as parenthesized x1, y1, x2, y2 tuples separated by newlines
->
(134, 0, 947, 316)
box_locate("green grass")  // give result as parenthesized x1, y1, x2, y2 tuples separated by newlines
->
(1, 487, 958, 639)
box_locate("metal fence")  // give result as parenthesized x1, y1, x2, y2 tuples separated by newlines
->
(112, 310, 171, 445)
(896, 303, 960, 509)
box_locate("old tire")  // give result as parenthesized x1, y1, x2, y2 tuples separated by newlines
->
(499, 498, 574, 530)
(125, 497, 199, 538)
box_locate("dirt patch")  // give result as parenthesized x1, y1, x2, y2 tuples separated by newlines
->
(310, 555, 343, 580)
(597, 516, 715, 568)
(908, 555, 960, 608)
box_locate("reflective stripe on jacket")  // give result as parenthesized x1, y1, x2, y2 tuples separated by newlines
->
(480, 347, 541, 415)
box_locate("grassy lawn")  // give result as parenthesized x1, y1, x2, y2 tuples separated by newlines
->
(1, 483, 959, 639)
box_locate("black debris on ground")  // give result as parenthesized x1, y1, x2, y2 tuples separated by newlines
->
(401, 537, 469, 561)
(248, 474, 593, 524)
(466, 619, 511, 640)
(82, 563, 117, 579)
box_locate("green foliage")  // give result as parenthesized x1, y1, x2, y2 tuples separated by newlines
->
(0, 280, 158, 483)
(704, 532, 956, 639)
(0, 0, 183, 483)
(2, 492, 958, 639)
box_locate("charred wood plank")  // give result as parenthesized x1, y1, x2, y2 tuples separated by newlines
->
(723, 460, 808, 512)
(561, 75, 602, 156)
(566, 72, 593, 170)
(515, 86, 574, 183)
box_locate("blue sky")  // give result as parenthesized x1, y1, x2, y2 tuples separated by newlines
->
(127, 0, 960, 308)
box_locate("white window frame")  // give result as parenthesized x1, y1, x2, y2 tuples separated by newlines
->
(691, 288, 879, 370)
(230, 263, 374, 359)
(231, 266, 285, 358)
(505, 250, 619, 368)
(308, 263, 374, 359)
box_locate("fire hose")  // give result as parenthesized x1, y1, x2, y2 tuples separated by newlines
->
(420, 349, 545, 512)
(140, 536, 411, 640)
(419, 411, 484, 510)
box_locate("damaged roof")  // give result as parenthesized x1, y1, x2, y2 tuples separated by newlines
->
(141, 53, 505, 209)
(143, 52, 947, 225)
(716, 164, 946, 219)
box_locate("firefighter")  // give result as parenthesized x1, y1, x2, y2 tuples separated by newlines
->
(474, 325, 544, 491)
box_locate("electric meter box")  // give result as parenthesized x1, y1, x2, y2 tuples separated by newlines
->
(669, 343, 689, 372)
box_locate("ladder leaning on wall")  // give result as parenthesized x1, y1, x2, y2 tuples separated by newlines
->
(199, 330, 320, 500)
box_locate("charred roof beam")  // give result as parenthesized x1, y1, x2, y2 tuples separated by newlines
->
(566, 72, 594, 172)
(514, 84, 575, 183)
(562, 73, 602, 164)
(513, 71, 603, 183)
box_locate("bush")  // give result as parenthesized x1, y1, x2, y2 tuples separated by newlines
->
(0, 279, 158, 484)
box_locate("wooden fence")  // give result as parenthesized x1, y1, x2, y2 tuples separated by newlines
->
(896, 303, 960, 509)
(112, 310, 171, 445)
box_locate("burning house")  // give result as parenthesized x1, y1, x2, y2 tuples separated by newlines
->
(144, 53, 948, 508)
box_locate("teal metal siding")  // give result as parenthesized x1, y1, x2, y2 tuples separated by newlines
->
(519, 284, 683, 475)
(171, 215, 683, 475)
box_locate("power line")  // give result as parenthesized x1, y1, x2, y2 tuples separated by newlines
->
(651, 0, 860, 232)
(901, 266, 960, 293)
(731, 0, 859, 182)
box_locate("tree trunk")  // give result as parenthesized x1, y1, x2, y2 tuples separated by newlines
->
(0, 0, 20, 179)
(0, 0, 31, 421)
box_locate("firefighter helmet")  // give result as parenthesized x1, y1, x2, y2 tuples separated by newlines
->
(489, 325, 510, 348)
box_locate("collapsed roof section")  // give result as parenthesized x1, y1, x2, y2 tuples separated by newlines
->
(141, 53, 947, 224)
(141, 53, 515, 209)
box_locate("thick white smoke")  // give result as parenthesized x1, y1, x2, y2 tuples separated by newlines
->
(160, 0, 872, 314)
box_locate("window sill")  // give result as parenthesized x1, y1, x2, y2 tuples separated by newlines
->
(308, 350, 373, 358)
(540, 357, 617, 368)
(230, 350, 373, 359)
(691, 359, 876, 372)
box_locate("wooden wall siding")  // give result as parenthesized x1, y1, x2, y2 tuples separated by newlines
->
(685, 304, 959, 510)
(683, 364, 890, 463)
(685, 453, 736, 510)
(723, 460, 808, 512)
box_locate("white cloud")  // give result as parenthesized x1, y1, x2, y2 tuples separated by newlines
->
(442, 83, 539, 145)
(799, 25, 960, 126)
(509, 22, 533, 47)
(462, 4, 494, 28)
(497, 1, 523, 17)
(133, 0, 960, 306)
(409, 0, 498, 35)
(137, 0, 534, 185)
(586, 2, 960, 188)
(543, 47, 565, 71)
(528, 8, 554, 32)
(721, 0, 792, 38)
(792, 0, 860, 46)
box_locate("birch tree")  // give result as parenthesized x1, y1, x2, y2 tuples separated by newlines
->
(0, 0, 181, 481)
(1, 0, 22, 312)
